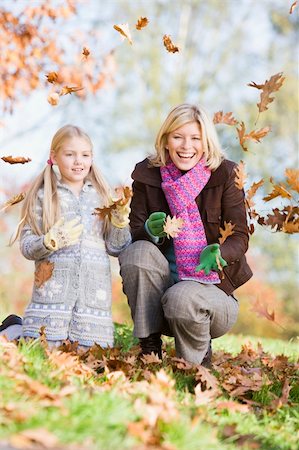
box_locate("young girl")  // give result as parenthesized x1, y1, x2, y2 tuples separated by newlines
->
(119, 104, 252, 366)
(1, 125, 131, 348)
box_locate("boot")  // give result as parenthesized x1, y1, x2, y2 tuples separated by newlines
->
(139, 332, 162, 359)
(0, 314, 23, 340)
(201, 340, 212, 369)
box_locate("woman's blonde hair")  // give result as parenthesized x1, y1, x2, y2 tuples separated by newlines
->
(11, 125, 110, 244)
(150, 103, 225, 170)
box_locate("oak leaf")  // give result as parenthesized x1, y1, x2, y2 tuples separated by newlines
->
(285, 168, 299, 193)
(1, 156, 31, 164)
(59, 85, 84, 96)
(289, 1, 297, 14)
(135, 17, 149, 30)
(246, 179, 264, 208)
(82, 46, 90, 59)
(265, 208, 287, 230)
(163, 215, 184, 238)
(219, 221, 235, 245)
(47, 92, 59, 105)
(236, 122, 271, 151)
(0, 192, 26, 212)
(263, 180, 292, 202)
(282, 219, 299, 234)
(113, 23, 133, 44)
(248, 72, 285, 113)
(34, 261, 54, 288)
(213, 111, 238, 126)
(234, 160, 246, 189)
(251, 298, 285, 329)
(163, 34, 179, 53)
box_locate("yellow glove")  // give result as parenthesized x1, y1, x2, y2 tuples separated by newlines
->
(110, 202, 131, 229)
(44, 217, 83, 251)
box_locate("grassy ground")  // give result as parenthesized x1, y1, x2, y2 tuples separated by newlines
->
(0, 325, 298, 450)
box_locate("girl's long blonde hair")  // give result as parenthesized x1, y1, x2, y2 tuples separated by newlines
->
(150, 103, 225, 170)
(11, 125, 111, 244)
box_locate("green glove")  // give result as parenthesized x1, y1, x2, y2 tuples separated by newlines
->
(195, 243, 227, 275)
(146, 212, 167, 237)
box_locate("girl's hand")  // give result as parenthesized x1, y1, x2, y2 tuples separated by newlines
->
(44, 217, 83, 251)
(146, 212, 167, 237)
(195, 243, 227, 275)
(110, 203, 131, 229)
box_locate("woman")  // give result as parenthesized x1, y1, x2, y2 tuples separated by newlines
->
(119, 103, 252, 367)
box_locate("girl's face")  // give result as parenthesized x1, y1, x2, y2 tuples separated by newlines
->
(51, 137, 93, 191)
(166, 121, 204, 171)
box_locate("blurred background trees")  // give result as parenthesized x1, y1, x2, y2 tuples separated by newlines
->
(0, 0, 298, 339)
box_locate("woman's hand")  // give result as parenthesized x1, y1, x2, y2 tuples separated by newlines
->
(44, 217, 83, 251)
(195, 243, 227, 275)
(146, 212, 167, 237)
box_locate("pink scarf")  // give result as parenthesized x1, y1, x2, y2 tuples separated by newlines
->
(160, 159, 220, 284)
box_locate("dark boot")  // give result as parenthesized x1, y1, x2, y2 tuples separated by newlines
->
(201, 340, 212, 369)
(139, 332, 162, 359)
(0, 314, 23, 340)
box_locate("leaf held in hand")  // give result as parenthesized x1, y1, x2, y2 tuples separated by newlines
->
(163, 215, 184, 238)
(93, 186, 132, 219)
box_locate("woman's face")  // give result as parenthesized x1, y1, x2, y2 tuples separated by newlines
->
(166, 121, 204, 171)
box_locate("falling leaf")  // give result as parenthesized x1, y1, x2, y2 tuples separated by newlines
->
(246, 179, 264, 208)
(59, 85, 84, 95)
(45, 71, 58, 83)
(0, 192, 26, 212)
(285, 168, 299, 193)
(163, 215, 184, 238)
(251, 298, 285, 329)
(113, 23, 133, 44)
(1, 156, 31, 164)
(282, 219, 299, 234)
(34, 261, 54, 288)
(234, 160, 247, 189)
(47, 92, 60, 105)
(219, 221, 236, 245)
(289, 1, 297, 14)
(213, 111, 238, 126)
(236, 122, 271, 151)
(263, 180, 292, 202)
(248, 72, 285, 113)
(163, 34, 179, 53)
(82, 46, 90, 59)
(136, 17, 149, 30)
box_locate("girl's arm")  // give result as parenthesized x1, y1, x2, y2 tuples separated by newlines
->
(105, 225, 131, 257)
(20, 225, 53, 261)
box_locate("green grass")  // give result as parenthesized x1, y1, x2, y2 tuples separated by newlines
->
(0, 326, 298, 450)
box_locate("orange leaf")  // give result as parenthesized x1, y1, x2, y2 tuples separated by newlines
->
(246, 179, 264, 208)
(285, 168, 299, 193)
(45, 71, 58, 83)
(59, 85, 84, 96)
(234, 160, 247, 189)
(163, 34, 179, 53)
(0, 192, 26, 212)
(248, 72, 285, 113)
(263, 180, 292, 202)
(94, 186, 132, 219)
(1, 156, 31, 164)
(236, 122, 270, 151)
(250, 298, 285, 329)
(34, 261, 54, 288)
(82, 46, 90, 59)
(282, 219, 299, 234)
(113, 23, 133, 44)
(289, 1, 297, 14)
(163, 215, 184, 238)
(213, 111, 238, 126)
(219, 221, 235, 245)
(47, 92, 59, 105)
(135, 17, 149, 30)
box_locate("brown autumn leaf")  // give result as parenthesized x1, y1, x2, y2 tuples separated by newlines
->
(163, 215, 184, 238)
(163, 34, 179, 53)
(93, 186, 132, 219)
(82, 46, 90, 59)
(59, 85, 84, 96)
(282, 219, 299, 234)
(264, 208, 287, 230)
(263, 180, 292, 202)
(236, 122, 271, 151)
(10, 428, 59, 449)
(246, 179, 264, 208)
(248, 72, 285, 113)
(251, 298, 285, 330)
(289, 1, 297, 14)
(216, 401, 250, 413)
(136, 16, 149, 30)
(45, 71, 58, 83)
(219, 221, 235, 245)
(34, 261, 54, 288)
(113, 23, 133, 44)
(234, 160, 247, 189)
(213, 111, 238, 126)
(47, 92, 59, 105)
(285, 168, 299, 193)
(0, 192, 26, 212)
(1, 156, 31, 164)
(271, 378, 291, 410)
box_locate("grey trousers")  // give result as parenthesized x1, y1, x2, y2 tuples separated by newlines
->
(119, 240, 239, 365)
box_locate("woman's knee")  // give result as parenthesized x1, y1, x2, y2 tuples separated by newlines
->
(119, 240, 168, 270)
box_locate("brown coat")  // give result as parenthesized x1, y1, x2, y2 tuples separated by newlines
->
(129, 158, 253, 295)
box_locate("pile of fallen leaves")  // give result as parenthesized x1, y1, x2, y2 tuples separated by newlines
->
(1, 333, 298, 449)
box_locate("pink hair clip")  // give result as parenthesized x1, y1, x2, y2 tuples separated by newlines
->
(47, 158, 53, 166)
